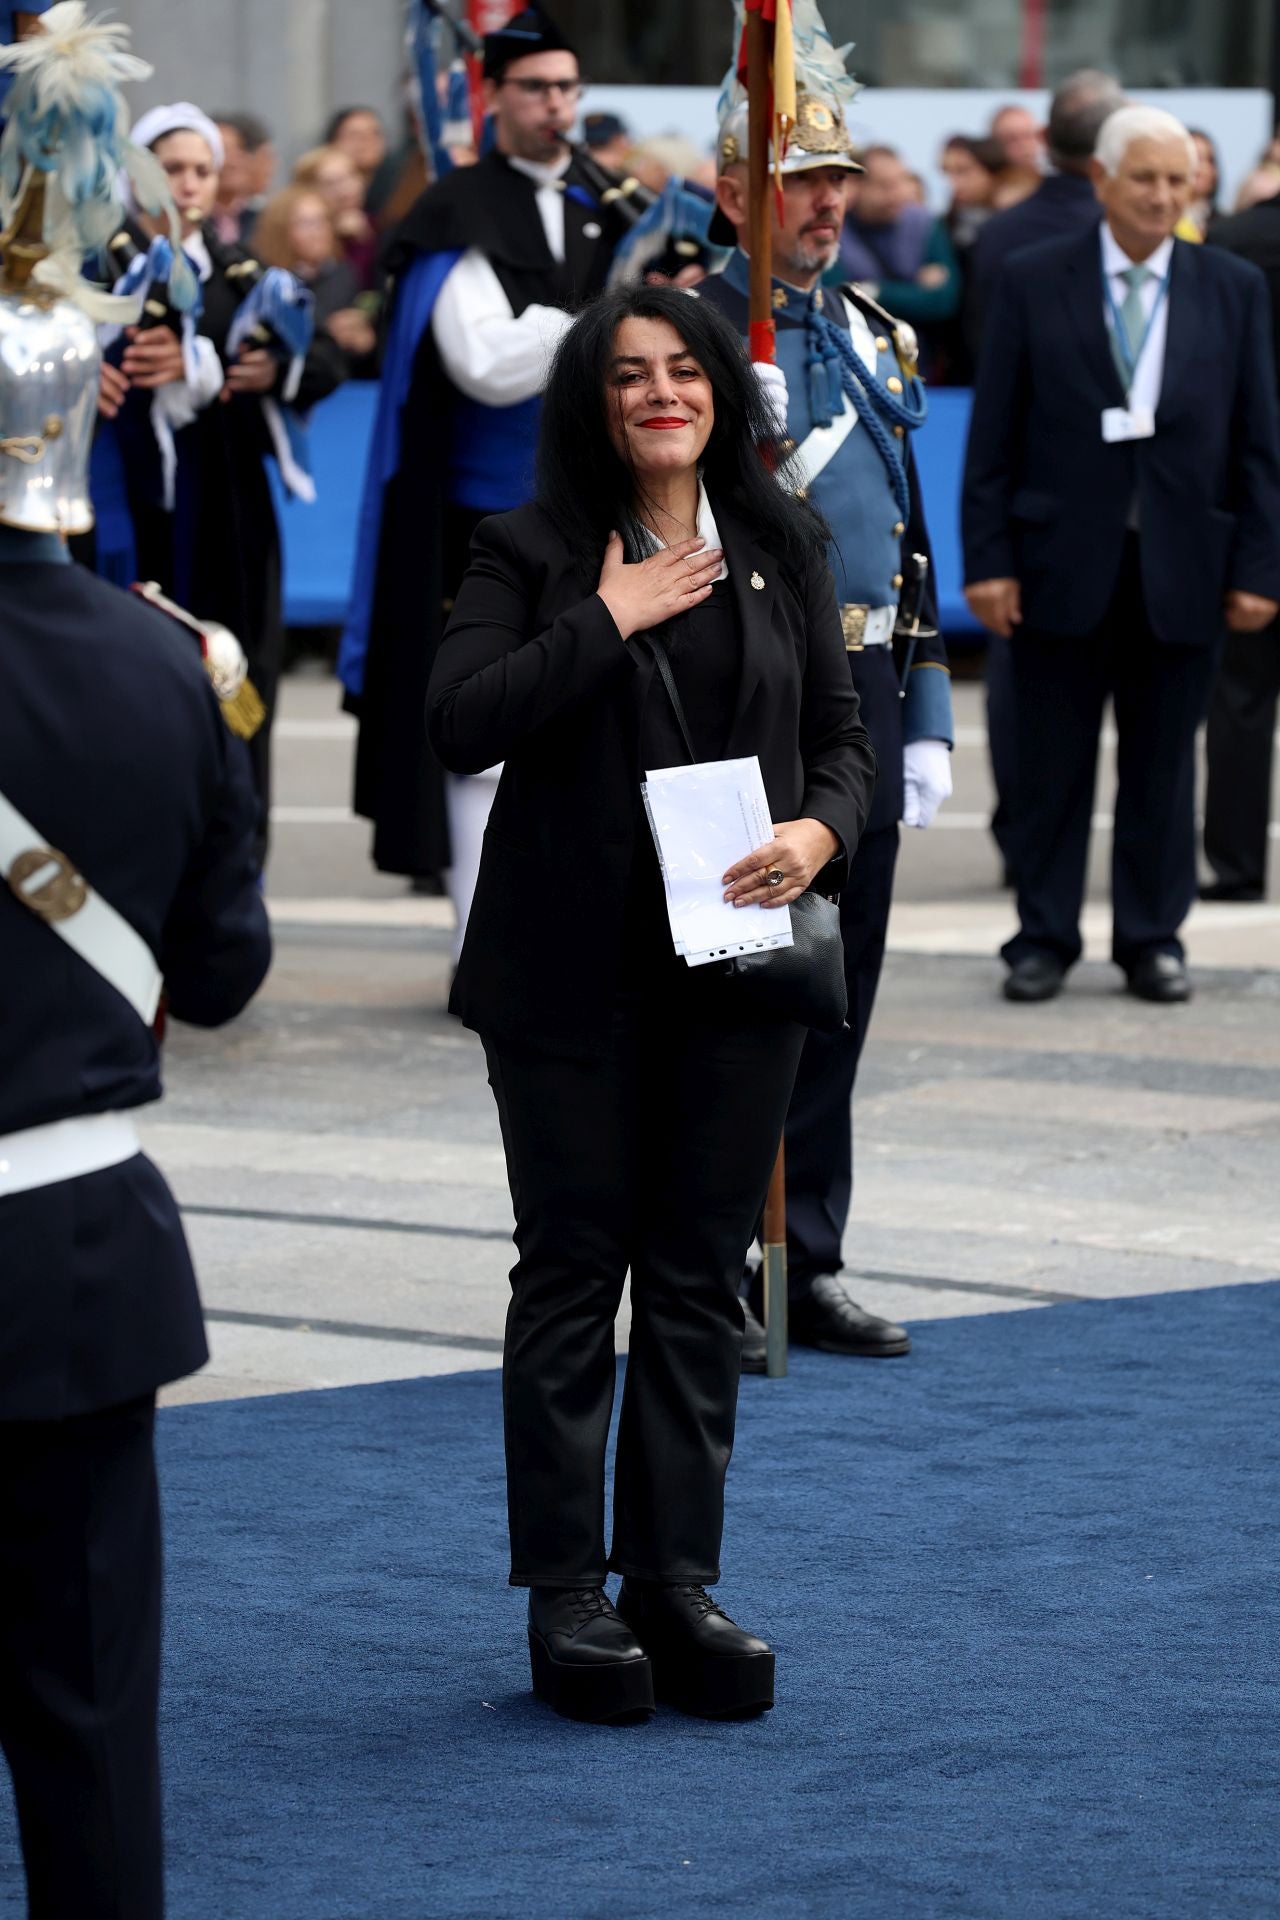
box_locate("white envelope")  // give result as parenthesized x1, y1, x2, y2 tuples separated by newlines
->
(642, 756, 794, 967)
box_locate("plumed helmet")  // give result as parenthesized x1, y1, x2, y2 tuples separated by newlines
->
(0, 176, 100, 534)
(708, 0, 865, 246)
(0, 3, 195, 532)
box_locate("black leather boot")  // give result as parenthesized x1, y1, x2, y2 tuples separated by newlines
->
(616, 1580, 774, 1718)
(527, 1587, 654, 1724)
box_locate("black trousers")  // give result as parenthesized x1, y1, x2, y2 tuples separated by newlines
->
(781, 824, 900, 1297)
(984, 633, 1019, 874)
(1003, 544, 1218, 971)
(1203, 621, 1280, 895)
(0, 1396, 164, 1920)
(484, 989, 805, 1588)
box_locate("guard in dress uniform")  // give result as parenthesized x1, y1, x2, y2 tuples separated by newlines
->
(337, 3, 631, 953)
(0, 15, 270, 1914)
(700, 56, 955, 1368)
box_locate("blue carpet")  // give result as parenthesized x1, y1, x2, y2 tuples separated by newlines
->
(2, 1283, 1278, 1918)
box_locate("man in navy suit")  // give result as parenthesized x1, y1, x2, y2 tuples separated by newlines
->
(1201, 194, 1280, 901)
(963, 105, 1280, 1004)
(969, 70, 1125, 882)
(969, 71, 1125, 332)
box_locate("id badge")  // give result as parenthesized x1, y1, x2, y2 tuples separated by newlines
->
(1101, 405, 1156, 443)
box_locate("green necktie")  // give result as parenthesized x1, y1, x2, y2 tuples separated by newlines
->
(1110, 263, 1151, 391)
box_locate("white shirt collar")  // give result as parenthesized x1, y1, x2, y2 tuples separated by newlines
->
(507, 153, 571, 190)
(638, 482, 728, 582)
(180, 229, 212, 283)
(1101, 224, 1174, 283)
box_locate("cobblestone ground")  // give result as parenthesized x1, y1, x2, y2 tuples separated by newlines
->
(155, 672, 1280, 1404)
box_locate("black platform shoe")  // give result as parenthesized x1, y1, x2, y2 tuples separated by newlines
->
(616, 1580, 775, 1719)
(527, 1587, 654, 1724)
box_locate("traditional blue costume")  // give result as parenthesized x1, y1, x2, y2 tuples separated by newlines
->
(338, 5, 629, 895)
(700, 60, 955, 1361)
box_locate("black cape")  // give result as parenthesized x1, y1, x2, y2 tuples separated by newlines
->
(350, 151, 628, 880)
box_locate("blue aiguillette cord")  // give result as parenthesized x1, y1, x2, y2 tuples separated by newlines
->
(1103, 263, 1171, 399)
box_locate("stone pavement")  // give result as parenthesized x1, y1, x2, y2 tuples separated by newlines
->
(152, 672, 1280, 1404)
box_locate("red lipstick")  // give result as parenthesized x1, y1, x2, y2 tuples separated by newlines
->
(638, 417, 688, 429)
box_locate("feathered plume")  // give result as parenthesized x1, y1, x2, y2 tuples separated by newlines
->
(789, 0, 861, 111)
(0, 3, 196, 318)
(717, 0, 861, 121)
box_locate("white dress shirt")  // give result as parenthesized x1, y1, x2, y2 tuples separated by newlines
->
(1100, 224, 1174, 415)
(638, 480, 729, 583)
(431, 153, 575, 406)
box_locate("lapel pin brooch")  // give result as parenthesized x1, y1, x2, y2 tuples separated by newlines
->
(750, 571, 765, 590)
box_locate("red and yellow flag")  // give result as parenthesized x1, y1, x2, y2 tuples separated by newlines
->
(737, 0, 796, 189)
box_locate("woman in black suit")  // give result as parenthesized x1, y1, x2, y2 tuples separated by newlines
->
(427, 286, 876, 1725)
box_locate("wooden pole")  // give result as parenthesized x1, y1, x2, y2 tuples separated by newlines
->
(745, 6, 787, 1376)
(744, 4, 776, 369)
(761, 1143, 788, 1377)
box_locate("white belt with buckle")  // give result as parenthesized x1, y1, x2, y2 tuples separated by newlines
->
(0, 790, 162, 1025)
(0, 1112, 142, 1200)
(841, 603, 897, 650)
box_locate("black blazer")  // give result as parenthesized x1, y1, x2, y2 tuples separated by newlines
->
(962, 226, 1280, 645)
(967, 173, 1103, 337)
(1209, 199, 1280, 391)
(426, 501, 877, 1055)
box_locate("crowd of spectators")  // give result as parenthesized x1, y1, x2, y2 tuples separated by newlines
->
(198, 86, 1280, 396)
(197, 103, 415, 380)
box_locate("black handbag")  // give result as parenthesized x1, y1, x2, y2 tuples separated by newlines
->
(643, 637, 848, 1033)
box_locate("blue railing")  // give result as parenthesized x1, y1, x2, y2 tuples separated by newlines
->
(272, 381, 981, 636)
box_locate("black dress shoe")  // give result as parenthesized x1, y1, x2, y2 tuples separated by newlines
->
(787, 1275, 910, 1356)
(740, 1298, 768, 1374)
(616, 1580, 774, 1718)
(1198, 880, 1264, 903)
(1003, 954, 1065, 1002)
(1126, 952, 1192, 1003)
(527, 1587, 654, 1723)
(740, 1267, 909, 1359)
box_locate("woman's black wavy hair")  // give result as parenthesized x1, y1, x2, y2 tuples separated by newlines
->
(534, 283, 830, 579)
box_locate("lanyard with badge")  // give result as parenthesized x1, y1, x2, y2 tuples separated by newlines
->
(1101, 264, 1170, 444)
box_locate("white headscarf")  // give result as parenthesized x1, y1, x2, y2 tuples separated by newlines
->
(129, 102, 225, 171)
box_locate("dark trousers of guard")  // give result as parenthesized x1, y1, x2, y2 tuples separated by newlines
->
(484, 990, 805, 1586)
(782, 824, 900, 1295)
(0, 1397, 164, 1920)
(1001, 539, 1218, 971)
(1203, 620, 1280, 897)
(985, 634, 1019, 877)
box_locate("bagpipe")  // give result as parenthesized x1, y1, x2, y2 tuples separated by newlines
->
(198, 233, 317, 399)
(203, 234, 319, 502)
(411, 1, 726, 282)
(101, 227, 318, 503)
(102, 230, 202, 352)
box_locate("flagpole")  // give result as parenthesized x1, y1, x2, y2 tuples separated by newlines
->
(744, 2, 788, 1378)
(745, 3, 776, 370)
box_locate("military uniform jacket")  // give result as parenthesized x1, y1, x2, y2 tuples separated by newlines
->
(700, 253, 952, 835)
(0, 546, 271, 1419)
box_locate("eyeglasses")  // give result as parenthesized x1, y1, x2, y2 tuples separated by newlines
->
(502, 77, 586, 102)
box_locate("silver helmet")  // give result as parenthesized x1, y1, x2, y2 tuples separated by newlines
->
(0, 4, 196, 535)
(0, 177, 100, 535)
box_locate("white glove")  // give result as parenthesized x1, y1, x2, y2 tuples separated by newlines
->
(753, 359, 789, 439)
(902, 737, 952, 829)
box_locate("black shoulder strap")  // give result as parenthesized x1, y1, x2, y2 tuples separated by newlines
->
(641, 636, 697, 763)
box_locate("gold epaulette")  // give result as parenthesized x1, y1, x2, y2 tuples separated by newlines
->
(211, 673, 266, 740)
(839, 284, 921, 381)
